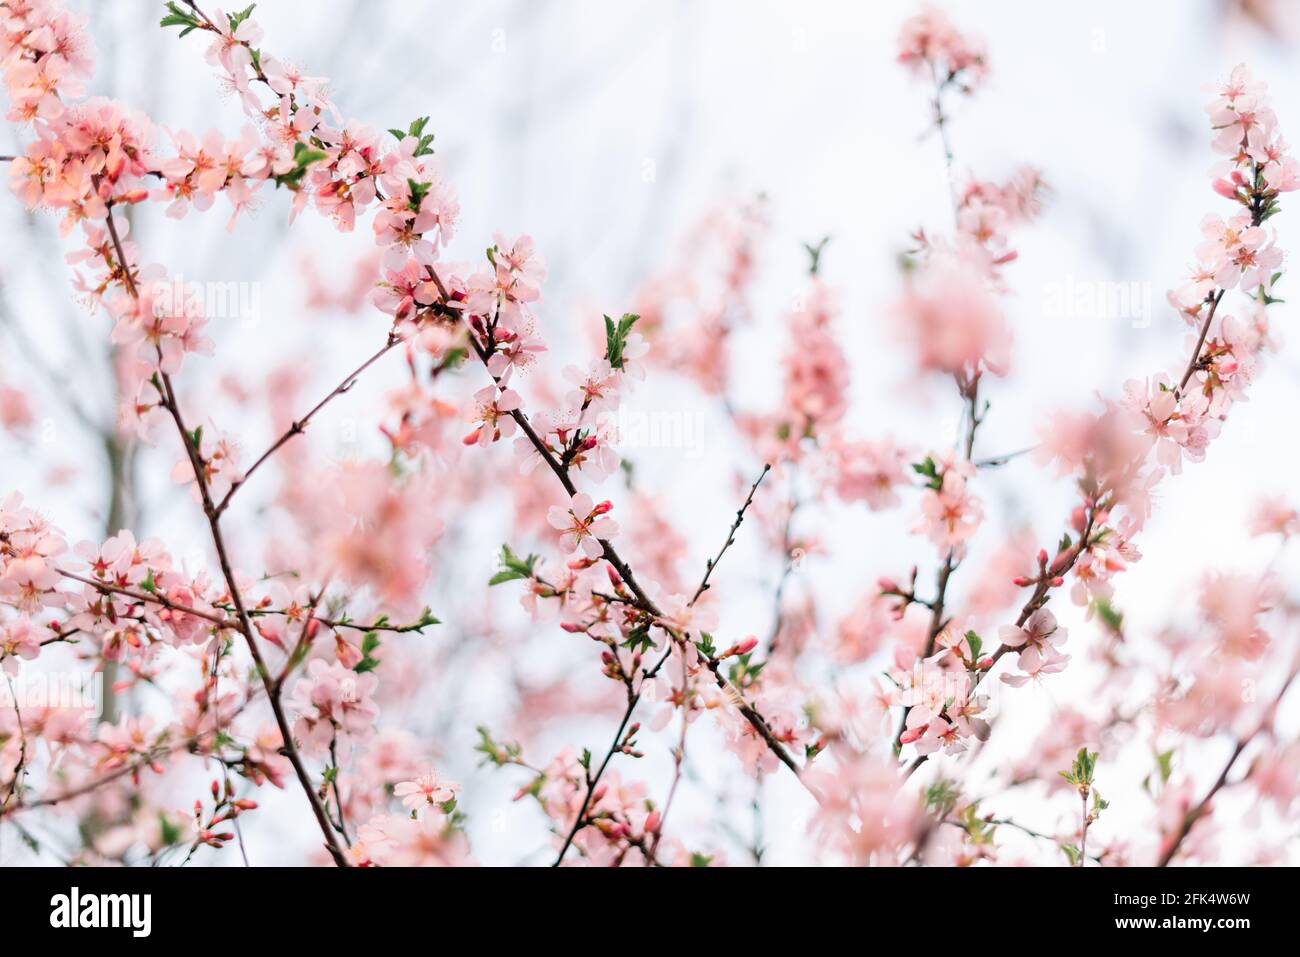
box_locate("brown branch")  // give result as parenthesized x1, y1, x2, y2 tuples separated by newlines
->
(1156, 666, 1298, 866)
(58, 569, 234, 629)
(690, 464, 771, 606)
(214, 331, 402, 516)
(424, 262, 808, 787)
(103, 211, 351, 867)
(1175, 289, 1225, 398)
(895, 373, 983, 752)
(552, 647, 674, 866)
(550, 468, 798, 865)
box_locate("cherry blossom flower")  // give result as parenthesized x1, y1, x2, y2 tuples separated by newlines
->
(914, 469, 983, 556)
(999, 609, 1070, 686)
(547, 492, 618, 560)
(393, 771, 459, 811)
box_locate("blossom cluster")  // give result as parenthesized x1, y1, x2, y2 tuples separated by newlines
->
(0, 1, 1295, 870)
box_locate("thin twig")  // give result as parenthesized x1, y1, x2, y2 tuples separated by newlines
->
(103, 211, 351, 867)
(214, 332, 402, 515)
(690, 464, 771, 606)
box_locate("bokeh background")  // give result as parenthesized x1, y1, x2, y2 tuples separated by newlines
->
(2, 0, 1298, 864)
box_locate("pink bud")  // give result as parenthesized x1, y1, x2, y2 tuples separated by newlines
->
(1212, 178, 1238, 199)
(1071, 507, 1087, 533)
(899, 724, 926, 745)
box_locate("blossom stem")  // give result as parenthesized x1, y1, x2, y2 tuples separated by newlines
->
(214, 331, 403, 516)
(103, 210, 351, 868)
(895, 374, 983, 753)
(646, 656, 691, 863)
(1156, 665, 1298, 866)
(58, 569, 234, 629)
(429, 265, 810, 786)
(689, 463, 771, 606)
(552, 647, 674, 866)
(1175, 289, 1225, 398)
(1078, 789, 1089, 867)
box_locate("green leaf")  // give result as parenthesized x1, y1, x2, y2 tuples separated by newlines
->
(1155, 749, 1174, 783)
(474, 725, 518, 767)
(405, 607, 441, 631)
(272, 141, 329, 190)
(924, 778, 960, 817)
(1094, 598, 1123, 632)
(488, 543, 539, 586)
(910, 456, 942, 490)
(227, 4, 256, 32)
(160, 1, 203, 35)
(389, 116, 436, 157)
(603, 313, 640, 369)
(407, 178, 432, 211)
(159, 812, 183, 846)
(802, 235, 831, 276)
(623, 625, 654, 655)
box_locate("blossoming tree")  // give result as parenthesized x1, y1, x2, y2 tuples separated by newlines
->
(0, 1, 1297, 867)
